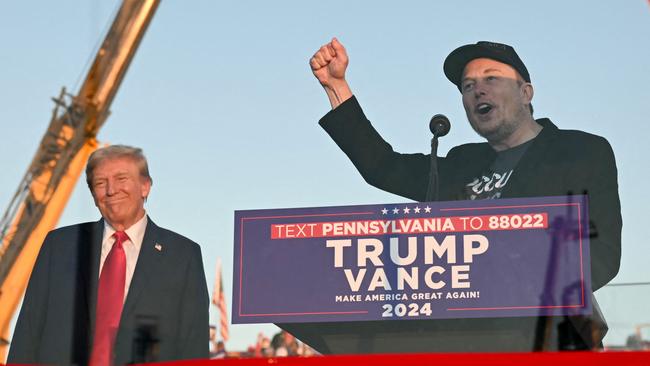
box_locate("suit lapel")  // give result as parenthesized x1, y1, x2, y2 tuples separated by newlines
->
(72, 219, 103, 362)
(86, 219, 104, 336)
(121, 217, 164, 320)
(501, 119, 558, 198)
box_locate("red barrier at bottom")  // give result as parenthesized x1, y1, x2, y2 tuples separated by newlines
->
(151, 351, 650, 366)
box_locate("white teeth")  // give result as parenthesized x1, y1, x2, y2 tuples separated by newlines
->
(477, 104, 492, 114)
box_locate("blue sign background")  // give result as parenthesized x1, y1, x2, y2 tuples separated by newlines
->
(232, 196, 591, 324)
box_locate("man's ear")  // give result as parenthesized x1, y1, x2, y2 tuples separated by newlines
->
(141, 178, 152, 201)
(521, 82, 534, 104)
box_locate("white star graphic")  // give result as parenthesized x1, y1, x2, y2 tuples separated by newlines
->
(424, 206, 432, 213)
(381, 208, 388, 215)
(403, 207, 410, 214)
(392, 207, 400, 214)
(414, 206, 421, 213)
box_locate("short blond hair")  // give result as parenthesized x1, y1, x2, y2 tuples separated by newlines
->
(85, 144, 152, 188)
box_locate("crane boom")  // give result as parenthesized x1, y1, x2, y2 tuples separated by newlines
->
(0, 0, 160, 358)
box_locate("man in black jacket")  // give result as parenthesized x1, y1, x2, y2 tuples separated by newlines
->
(309, 39, 621, 349)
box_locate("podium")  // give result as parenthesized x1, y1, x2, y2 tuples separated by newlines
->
(234, 197, 597, 354)
(278, 316, 582, 354)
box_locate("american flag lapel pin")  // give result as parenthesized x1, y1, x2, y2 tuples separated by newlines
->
(154, 243, 162, 252)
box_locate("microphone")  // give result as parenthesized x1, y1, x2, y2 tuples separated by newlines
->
(425, 114, 451, 202)
(429, 114, 451, 138)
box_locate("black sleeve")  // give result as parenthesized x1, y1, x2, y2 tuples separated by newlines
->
(7, 233, 53, 363)
(586, 137, 622, 290)
(319, 96, 431, 201)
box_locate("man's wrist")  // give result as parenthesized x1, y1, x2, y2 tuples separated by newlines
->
(325, 79, 353, 109)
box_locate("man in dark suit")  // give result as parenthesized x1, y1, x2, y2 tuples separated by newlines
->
(8, 145, 209, 365)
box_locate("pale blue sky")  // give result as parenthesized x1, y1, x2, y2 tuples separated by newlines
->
(1, 1, 649, 350)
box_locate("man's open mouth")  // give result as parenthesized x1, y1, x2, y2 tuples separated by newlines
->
(476, 103, 493, 115)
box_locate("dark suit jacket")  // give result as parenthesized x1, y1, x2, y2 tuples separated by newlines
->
(8, 217, 209, 365)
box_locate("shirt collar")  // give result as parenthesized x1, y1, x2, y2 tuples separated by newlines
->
(102, 213, 148, 252)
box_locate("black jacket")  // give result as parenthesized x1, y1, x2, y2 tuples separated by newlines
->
(320, 96, 621, 292)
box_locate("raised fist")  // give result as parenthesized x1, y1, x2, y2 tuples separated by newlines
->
(310, 38, 349, 88)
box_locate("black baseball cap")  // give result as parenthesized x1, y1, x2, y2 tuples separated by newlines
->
(443, 41, 530, 91)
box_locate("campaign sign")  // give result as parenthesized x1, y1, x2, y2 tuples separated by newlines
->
(232, 195, 591, 324)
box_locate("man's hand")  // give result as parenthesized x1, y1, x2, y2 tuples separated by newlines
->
(310, 37, 348, 87)
(310, 37, 353, 109)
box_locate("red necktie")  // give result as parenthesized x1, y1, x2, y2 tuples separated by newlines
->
(90, 231, 128, 366)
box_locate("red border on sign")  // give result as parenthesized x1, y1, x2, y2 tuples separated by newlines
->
(236, 201, 587, 318)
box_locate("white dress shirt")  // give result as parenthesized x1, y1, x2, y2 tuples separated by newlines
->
(99, 214, 147, 302)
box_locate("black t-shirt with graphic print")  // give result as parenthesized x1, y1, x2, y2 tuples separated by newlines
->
(464, 139, 534, 200)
